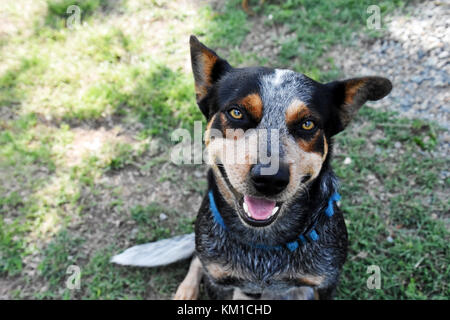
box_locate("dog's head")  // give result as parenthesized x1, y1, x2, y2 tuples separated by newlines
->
(190, 36, 392, 228)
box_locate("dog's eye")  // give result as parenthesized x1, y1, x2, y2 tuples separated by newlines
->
(229, 108, 243, 120)
(301, 120, 315, 130)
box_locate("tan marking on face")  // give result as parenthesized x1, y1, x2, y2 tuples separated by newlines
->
(282, 136, 324, 198)
(285, 99, 310, 126)
(297, 130, 321, 153)
(212, 164, 235, 205)
(205, 127, 258, 203)
(322, 135, 328, 161)
(205, 115, 234, 205)
(220, 112, 228, 136)
(238, 93, 263, 121)
(204, 114, 216, 147)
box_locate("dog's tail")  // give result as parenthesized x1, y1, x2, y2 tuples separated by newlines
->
(111, 233, 195, 267)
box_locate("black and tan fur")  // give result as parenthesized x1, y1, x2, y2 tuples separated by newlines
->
(174, 36, 392, 300)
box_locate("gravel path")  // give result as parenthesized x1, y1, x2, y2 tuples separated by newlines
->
(331, 0, 449, 156)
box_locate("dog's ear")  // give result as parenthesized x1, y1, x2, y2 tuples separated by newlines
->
(190, 35, 232, 117)
(326, 76, 392, 135)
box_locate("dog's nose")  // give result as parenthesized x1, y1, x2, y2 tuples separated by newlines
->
(250, 163, 290, 196)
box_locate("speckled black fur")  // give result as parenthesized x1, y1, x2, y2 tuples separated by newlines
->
(195, 161, 348, 300)
(189, 35, 391, 300)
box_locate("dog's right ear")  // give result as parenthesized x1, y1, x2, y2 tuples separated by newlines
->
(190, 35, 232, 118)
(326, 76, 392, 135)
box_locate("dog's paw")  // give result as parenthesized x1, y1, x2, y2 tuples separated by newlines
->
(173, 282, 199, 300)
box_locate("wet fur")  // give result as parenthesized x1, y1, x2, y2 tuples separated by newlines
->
(196, 168, 347, 299)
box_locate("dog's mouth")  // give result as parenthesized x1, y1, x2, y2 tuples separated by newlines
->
(239, 195, 282, 227)
(216, 163, 283, 227)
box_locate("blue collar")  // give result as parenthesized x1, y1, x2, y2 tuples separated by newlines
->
(208, 190, 341, 252)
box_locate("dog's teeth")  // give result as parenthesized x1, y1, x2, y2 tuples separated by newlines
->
(271, 207, 279, 216)
(243, 202, 249, 216)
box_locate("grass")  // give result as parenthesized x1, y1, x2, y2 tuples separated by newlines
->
(197, 0, 251, 48)
(333, 108, 449, 299)
(203, 0, 414, 81)
(260, 0, 414, 81)
(130, 202, 194, 244)
(0, 0, 448, 300)
(0, 218, 25, 276)
(45, 0, 114, 29)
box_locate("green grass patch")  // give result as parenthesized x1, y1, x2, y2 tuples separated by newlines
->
(256, 0, 412, 80)
(80, 246, 189, 299)
(80, 246, 150, 300)
(333, 107, 449, 299)
(120, 63, 202, 138)
(0, 114, 55, 169)
(197, 0, 251, 49)
(45, 0, 112, 29)
(84, 27, 135, 63)
(38, 230, 85, 291)
(0, 56, 48, 106)
(0, 218, 25, 276)
(130, 203, 194, 244)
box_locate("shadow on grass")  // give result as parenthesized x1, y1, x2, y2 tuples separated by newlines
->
(61, 61, 202, 139)
(119, 64, 201, 139)
(0, 56, 46, 107)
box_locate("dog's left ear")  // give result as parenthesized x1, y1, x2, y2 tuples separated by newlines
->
(190, 35, 232, 118)
(326, 76, 392, 135)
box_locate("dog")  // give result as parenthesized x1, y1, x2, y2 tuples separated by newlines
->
(112, 36, 392, 300)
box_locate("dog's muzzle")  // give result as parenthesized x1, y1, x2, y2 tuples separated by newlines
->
(250, 163, 290, 196)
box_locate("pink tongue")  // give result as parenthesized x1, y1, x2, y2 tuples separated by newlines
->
(244, 196, 276, 220)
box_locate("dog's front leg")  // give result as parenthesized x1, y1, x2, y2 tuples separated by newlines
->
(173, 256, 203, 300)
